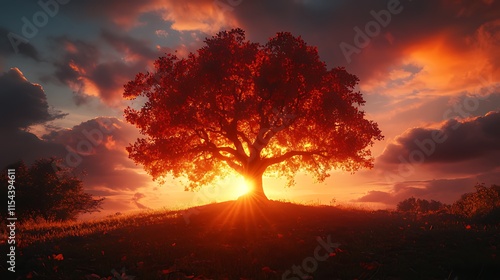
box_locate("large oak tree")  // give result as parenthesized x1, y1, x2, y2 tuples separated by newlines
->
(124, 29, 382, 200)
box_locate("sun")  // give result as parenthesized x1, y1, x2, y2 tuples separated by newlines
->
(234, 177, 251, 198)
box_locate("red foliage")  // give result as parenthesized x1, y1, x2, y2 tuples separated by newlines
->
(124, 29, 383, 197)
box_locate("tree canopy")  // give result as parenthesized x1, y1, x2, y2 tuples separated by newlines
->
(124, 29, 383, 200)
(1, 158, 104, 222)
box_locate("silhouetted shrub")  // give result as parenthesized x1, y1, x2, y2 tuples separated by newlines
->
(397, 197, 447, 213)
(1, 158, 104, 222)
(451, 184, 500, 222)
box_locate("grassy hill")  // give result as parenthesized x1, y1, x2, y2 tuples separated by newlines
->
(2, 200, 499, 279)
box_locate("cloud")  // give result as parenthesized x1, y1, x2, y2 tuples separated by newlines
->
(379, 111, 500, 165)
(361, 18, 500, 100)
(354, 177, 480, 205)
(156, 0, 239, 33)
(44, 117, 151, 191)
(0, 129, 65, 170)
(0, 27, 40, 61)
(0, 76, 152, 191)
(41, 0, 500, 109)
(49, 36, 155, 105)
(0, 68, 67, 168)
(0, 68, 65, 130)
(101, 29, 159, 61)
(62, 0, 239, 33)
(229, 0, 500, 92)
(61, 0, 161, 28)
(372, 111, 500, 204)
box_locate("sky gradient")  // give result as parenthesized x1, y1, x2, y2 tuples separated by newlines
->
(1, 0, 499, 217)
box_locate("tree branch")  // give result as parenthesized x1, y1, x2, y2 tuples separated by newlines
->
(211, 149, 244, 174)
(222, 120, 249, 161)
(264, 150, 328, 167)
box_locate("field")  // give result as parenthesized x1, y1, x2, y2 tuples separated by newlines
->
(2, 200, 499, 279)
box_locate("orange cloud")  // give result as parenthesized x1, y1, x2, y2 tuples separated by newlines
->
(60, 0, 242, 36)
(158, 0, 239, 34)
(104, 135, 117, 150)
(362, 19, 500, 97)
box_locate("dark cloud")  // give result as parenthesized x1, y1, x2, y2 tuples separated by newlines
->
(47, 36, 156, 105)
(51, 37, 100, 83)
(44, 117, 150, 191)
(379, 111, 500, 165)
(0, 27, 40, 61)
(367, 110, 500, 206)
(61, 0, 159, 28)
(101, 29, 159, 59)
(0, 68, 65, 130)
(232, 0, 500, 80)
(0, 73, 150, 189)
(0, 68, 67, 169)
(0, 129, 65, 170)
(38, 0, 499, 106)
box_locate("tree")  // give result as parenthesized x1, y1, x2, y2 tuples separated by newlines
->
(124, 29, 383, 201)
(1, 158, 104, 222)
(397, 197, 417, 212)
(452, 184, 500, 220)
(397, 197, 447, 213)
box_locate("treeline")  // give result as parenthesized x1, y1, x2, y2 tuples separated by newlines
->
(396, 184, 500, 223)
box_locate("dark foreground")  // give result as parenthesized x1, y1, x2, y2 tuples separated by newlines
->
(2, 200, 499, 279)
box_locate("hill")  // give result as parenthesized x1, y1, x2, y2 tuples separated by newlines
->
(2, 200, 499, 279)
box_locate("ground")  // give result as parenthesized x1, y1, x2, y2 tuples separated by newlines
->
(2, 200, 499, 279)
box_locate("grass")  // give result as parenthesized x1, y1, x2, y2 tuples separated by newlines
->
(1, 200, 499, 279)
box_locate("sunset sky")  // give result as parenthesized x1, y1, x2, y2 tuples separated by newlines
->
(1, 0, 499, 217)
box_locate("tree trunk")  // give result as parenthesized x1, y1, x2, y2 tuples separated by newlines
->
(238, 159, 269, 203)
(246, 174, 268, 201)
